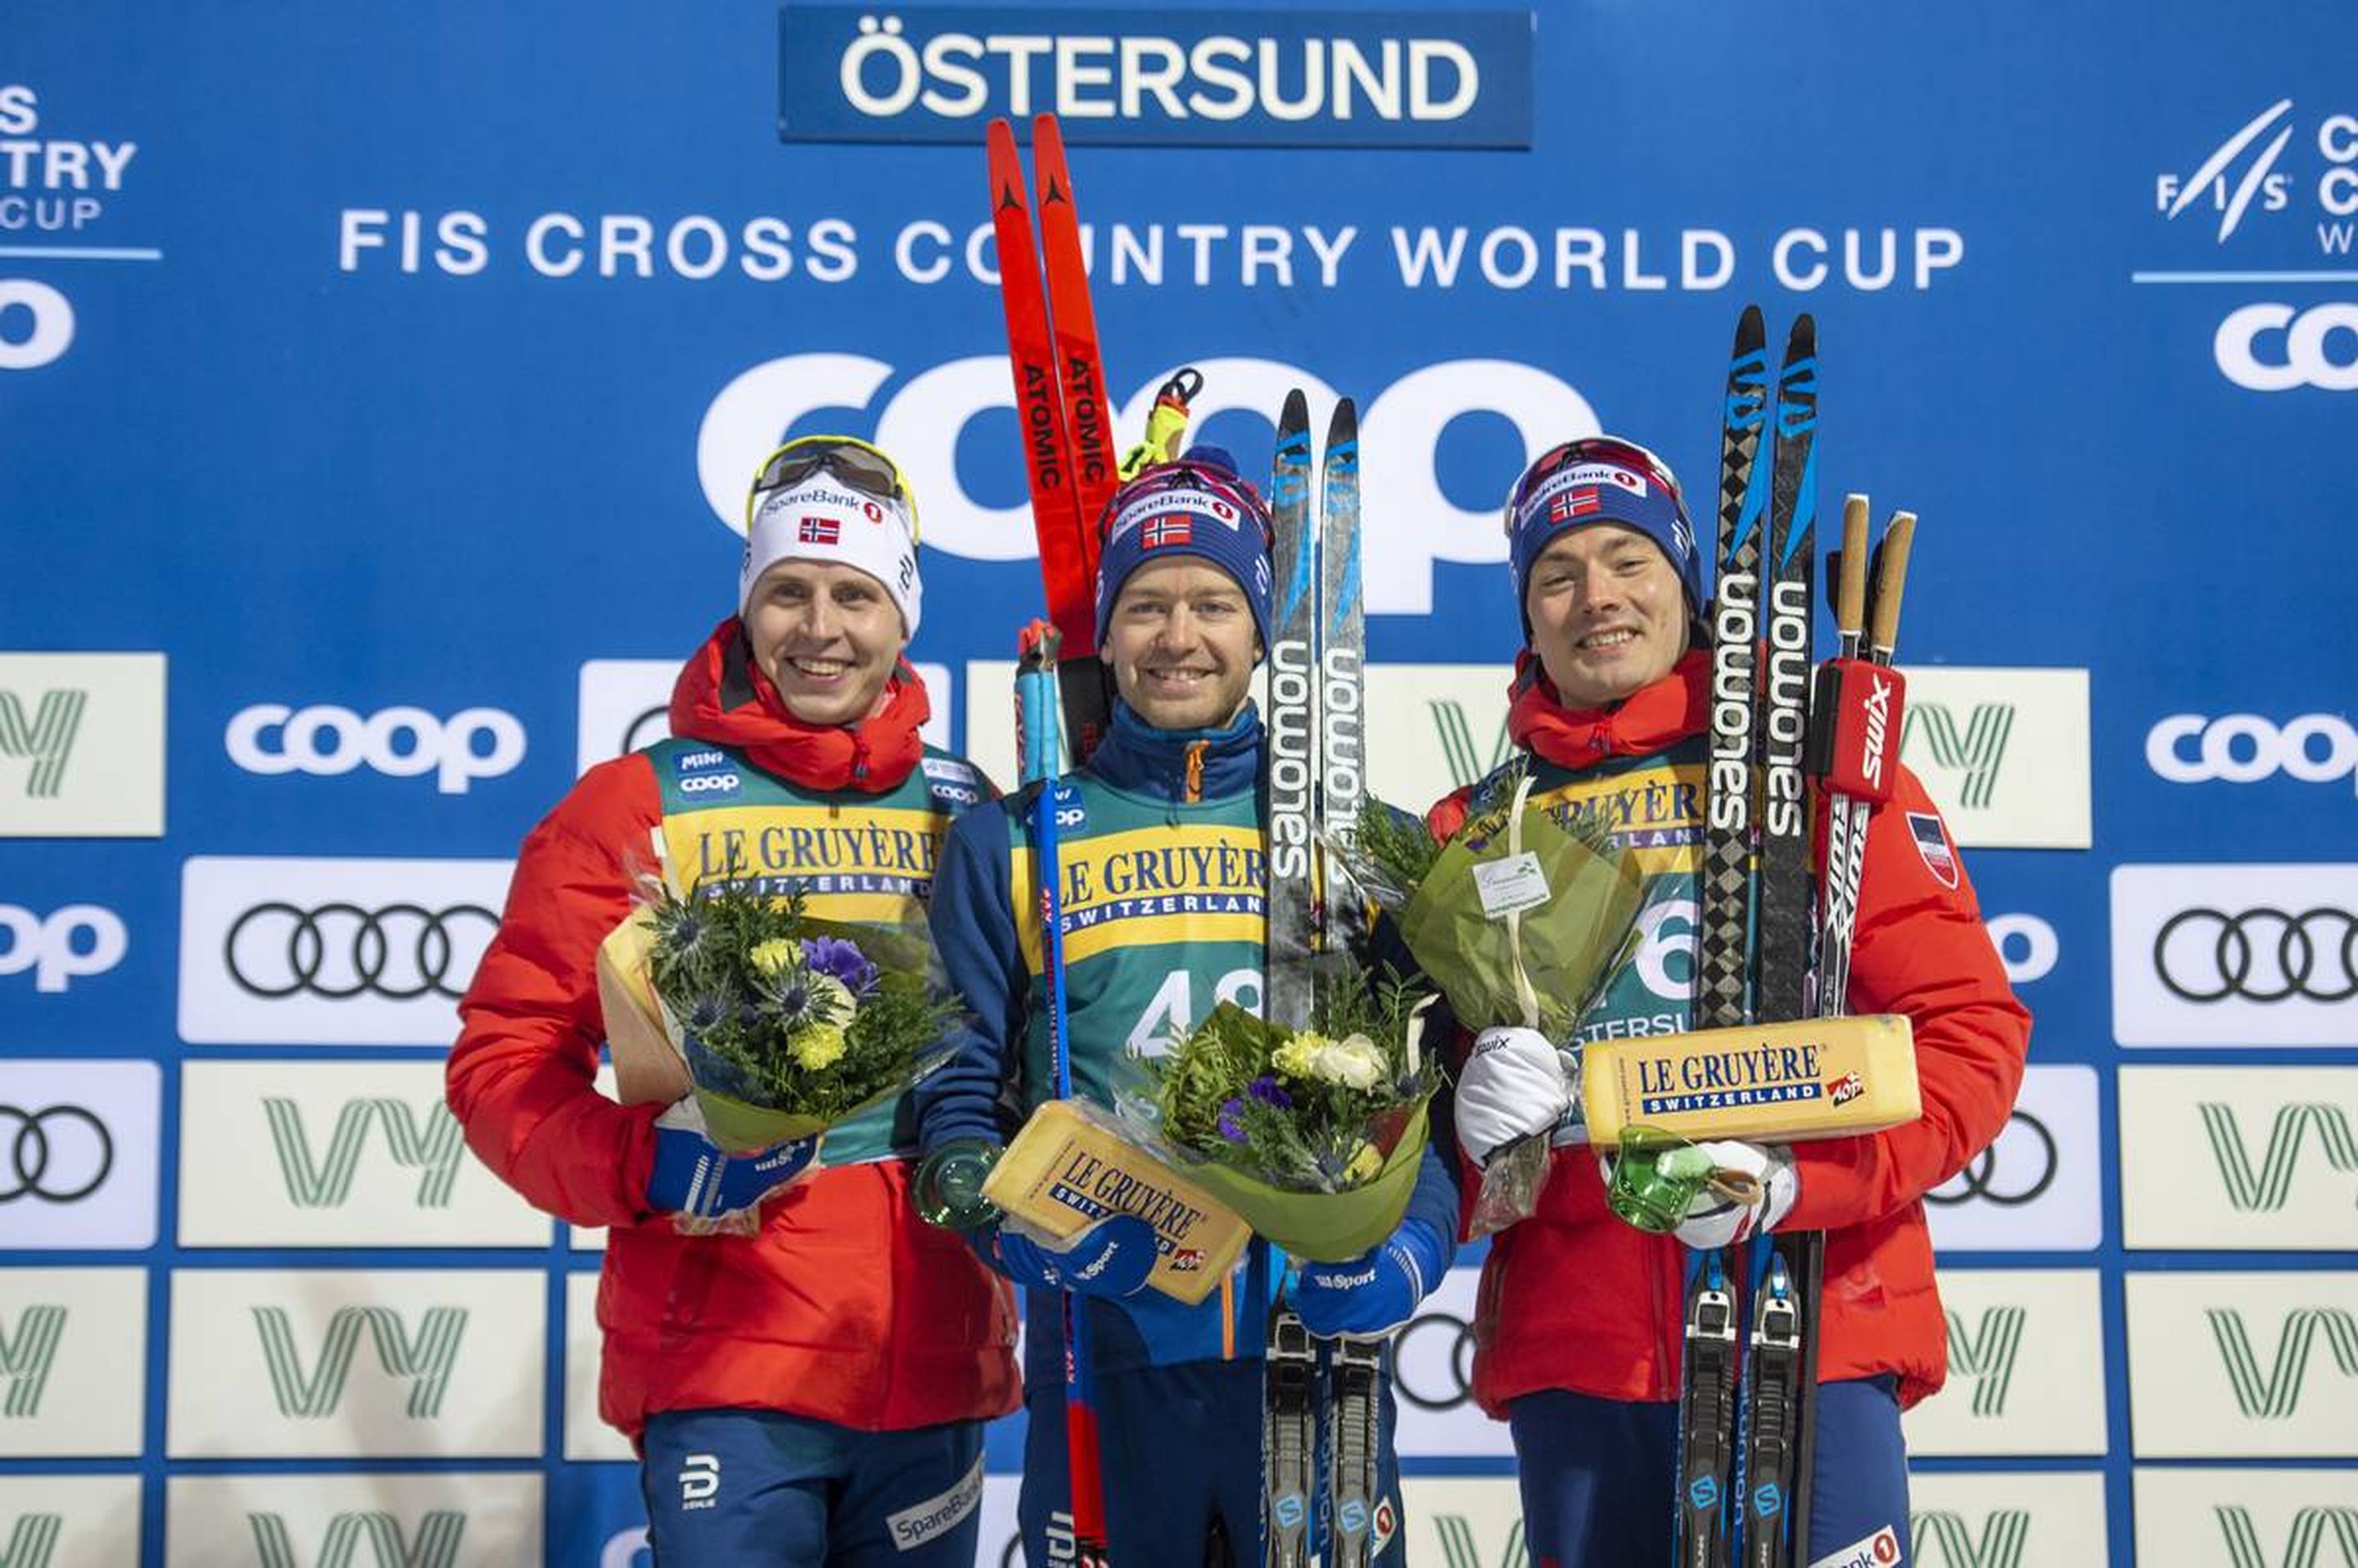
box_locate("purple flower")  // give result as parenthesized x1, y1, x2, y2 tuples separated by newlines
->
(1248, 1075, 1293, 1110)
(801, 936, 879, 996)
(1217, 1098, 1249, 1142)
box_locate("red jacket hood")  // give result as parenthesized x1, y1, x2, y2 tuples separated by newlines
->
(1505, 647, 1712, 769)
(667, 617, 929, 794)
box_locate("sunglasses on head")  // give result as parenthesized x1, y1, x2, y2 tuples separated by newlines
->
(748, 436, 920, 542)
(1502, 436, 1686, 535)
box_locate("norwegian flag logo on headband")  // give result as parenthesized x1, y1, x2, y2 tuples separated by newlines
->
(797, 517, 842, 545)
(1550, 487, 1602, 522)
(1142, 515, 1193, 549)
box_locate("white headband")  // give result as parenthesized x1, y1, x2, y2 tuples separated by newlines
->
(739, 477, 923, 636)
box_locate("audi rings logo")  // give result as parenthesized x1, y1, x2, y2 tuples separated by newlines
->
(1389, 1310, 1478, 1412)
(0, 1104, 114, 1203)
(224, 902, 499, 1000)
(1928, 1107, 2058, 1208)
(2154, 907, 2358, 1004)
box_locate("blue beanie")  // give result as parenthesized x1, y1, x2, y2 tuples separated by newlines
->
(1506, 442, 1705, 626)
(1092, 446, 1275, 654)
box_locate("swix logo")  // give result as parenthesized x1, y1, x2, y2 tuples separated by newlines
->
(247, 1512, 466, 1568)
(264, 1097, 468, 1208)
(1913, 1510, 2029, 1568)
(252, 1305, 467, 1419)
(2201, 1103, 2358, 1211)
(2211, 1505, 2358, 1568)
(1858, 672, 1894, 789)
(2157, 99, 2300, 242)
(1267, 643, 1316, 879)
(1761, 580, 1809, 837)
(2206, 1308, 2358, 1417)
(1904, 703, 2013, 810)
(680, 1453, 720, 1509)
(1944, 1305, 2026, 1417)
(1707, 575, 1758, 832)
(0, 689, 84, 798)
(0, 1514, 61, 1568)
(0, 1305, 66, 1417)
(698, 353, 1605, 614)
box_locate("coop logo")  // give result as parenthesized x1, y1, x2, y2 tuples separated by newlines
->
(1913, 1510, 2030, 1568)
(2150, 713, 2358, 790)
(246, 1512, 466, 1568)
(226, 703, 526, 795)
(2207, 1308, 2358, 1419)
(779, 7, 1533, 148)
(2216, 303, 2358, 391)
(265, 1098, 467, 1209)
(253, 1305, 467, 1420)
(700, 355, 1606, 617)
(1943, 1306, 2026, 1417)
(2210, 1505, 2358, 1567)
(0, 1305, 65, 1417)
(0, 904, 126, 993)
(0, 1513, 61, 1568)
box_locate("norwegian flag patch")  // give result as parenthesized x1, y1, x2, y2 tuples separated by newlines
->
(1143, 514, 1193, 549)
(797, 516, 842, 545)
(1551, 486, 1603, 522)
(1907, 811, 1958, 888)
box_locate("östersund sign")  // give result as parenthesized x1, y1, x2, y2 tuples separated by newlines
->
(777, 7, 1534, 147)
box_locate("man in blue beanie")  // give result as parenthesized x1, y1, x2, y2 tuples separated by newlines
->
(919, 450, 1459, 1565)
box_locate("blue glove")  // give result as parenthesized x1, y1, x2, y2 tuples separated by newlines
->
(646, 1099, 818, 1222)
(989, 1215, 1159, 1299)
(1286, 1213, 1450, 1338)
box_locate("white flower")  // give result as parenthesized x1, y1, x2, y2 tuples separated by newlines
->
(1309, 1033, 1387, 1091)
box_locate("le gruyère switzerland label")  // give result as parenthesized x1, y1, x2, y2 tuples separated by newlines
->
(982, 1100, 1251, 1304)
(1581, 1014, 1922, 1147)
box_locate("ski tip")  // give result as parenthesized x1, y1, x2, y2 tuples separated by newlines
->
(1786, 314, 1817, 355)
(1324, 396, 1357, 446)
(1280, 387, 1310, 428)
(1738, 301, 1765, 337)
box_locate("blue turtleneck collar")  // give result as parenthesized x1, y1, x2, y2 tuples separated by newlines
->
(1086, 698, 1265, 803)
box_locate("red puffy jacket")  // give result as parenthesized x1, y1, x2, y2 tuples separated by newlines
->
(446, 621, 1018, 1441)
(1430, 652, 2030, 1414)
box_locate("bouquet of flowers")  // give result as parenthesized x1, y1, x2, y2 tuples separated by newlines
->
(1122, 964, 1440, 1263)
(608, 875, 956, 1156)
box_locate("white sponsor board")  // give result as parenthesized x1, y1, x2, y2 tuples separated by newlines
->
(1362, 663, 1514, 816)
(0, 1474, 142, 1566)
(1905, 1268, 2107, 1457)
(1391, 1264, 1513, 1458)
(0, 1268, 146, 1457)
(2122, 1065, 2358, 1250)
(177, 856, 513, 1046)
(2125, 1271, 2358, 1457)
(0, 651, 165, 838)
(165, 1472, 543, 1566)
(577, 656, 951, 776)
(2111, 864, 2358, 1047)
(1397, 1476, 1524, 1563)
(0, 1058, 160, 1250)
(1895, 666, 2091, 849)
(2130, 1466, 2358, 1568)
(1923, 1064, 2102, 1253)
(564, 1269, 632, 1462)
(178, 1060, 549, 1247)
(166, 1268, 544, 1458)
(1907, 1471, 2108, 1568)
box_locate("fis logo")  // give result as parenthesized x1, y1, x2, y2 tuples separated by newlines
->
(0, 1305, 66, 1417)
(2157, 99, 2299, 242)
(0, 690, 84, 798)
(1904, 703, 2013, 811)
(2207, 1308, 2358, 1418)
(1945, 1305, 2027, 1417)
(1913, 1509, 2030, 1568)
(252, 1306, 467, 1419)
(264, 1098, 468, 1209)
(2202, 1103, 2358, 1211)
(2210, 1506, 2358, 1568)
(247, 1512, 466, 1568)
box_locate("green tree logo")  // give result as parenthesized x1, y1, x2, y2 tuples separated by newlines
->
(1943, 1306, 2027, 1417)
(2207, 1308, 2358, 1418)
(1428, 699, 1512, 788)
(1904, 703, 2014, 810)
(0, 1515, 61, 1568)
(1913, 1509, 2030, 1568)
(251, 1307, 467, 1420)
(0, 691, 85, 799)
(1430, 1513, 1526, 1568)
(2200, 1105, 2358, 1211)
(2214, 1506, 2358, 1568)
(263, 1099, 467, 1209)
(248, 1511, 466, 1568)
(0, 1308, 66, 1419)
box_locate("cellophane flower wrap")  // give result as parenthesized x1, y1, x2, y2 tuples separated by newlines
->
(1335, 764, 1647, 1231)
(636, 875, 956, 1155)
(1118, 964, 1441, 1263)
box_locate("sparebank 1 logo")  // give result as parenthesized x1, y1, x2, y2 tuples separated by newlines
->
(248, 1512, 464, 1568)
(0, 1514, 61, 1568)
(1904, 702, 2012, 811)
(2202, 1102, 2358, 1211)
(253, 1306, 466, 1420)
(264, 1098, 467, 1209)
(2212, 1506, 2358, 1568)
(0, 1306, 65, 1418)
(699, 353, 1600, 615)
(0, 84, 145, 373)
(1942, 1307, 2026, 1417)
(2206, 1307, 2358, 1418)
(1913, 1511, 2029, 1568)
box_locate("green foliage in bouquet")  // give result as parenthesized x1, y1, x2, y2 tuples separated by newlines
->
(641, 879, 953, 1134)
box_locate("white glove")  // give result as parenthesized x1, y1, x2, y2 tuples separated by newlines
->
(1453, 1026, 1574, 1169)
(1670, 1140, 1799, 1251)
